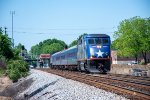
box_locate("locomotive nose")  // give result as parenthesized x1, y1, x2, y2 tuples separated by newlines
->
(89, 46, 109, 59)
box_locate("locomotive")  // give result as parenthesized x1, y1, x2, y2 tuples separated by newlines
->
(50, 34, 111, 73)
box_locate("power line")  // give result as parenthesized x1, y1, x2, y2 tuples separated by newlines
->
(5, 27, 117, 31)
(6, 27, 116, 35)
(7, 30, 115, 35)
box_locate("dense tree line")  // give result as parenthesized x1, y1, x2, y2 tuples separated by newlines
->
(112, 16, 150, 64)
(30, 38, 67, 58)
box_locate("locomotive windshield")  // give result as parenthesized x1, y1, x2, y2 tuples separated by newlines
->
(88, 38, 95, 44)
(95, 38, 102, 44)
(88, 38, 109, 45)
(102, 38, 109, 44)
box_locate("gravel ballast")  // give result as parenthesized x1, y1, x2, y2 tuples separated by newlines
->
(17, 69, 128, 100)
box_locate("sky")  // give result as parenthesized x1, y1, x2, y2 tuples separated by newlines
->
(0, 0, 150, 51)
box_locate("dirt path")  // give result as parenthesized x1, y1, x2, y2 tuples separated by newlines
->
(0, 96, 12, 100)
(0, 76, 13, 100)
(0, 76, 12, 92)
(0, 76, 34, 100)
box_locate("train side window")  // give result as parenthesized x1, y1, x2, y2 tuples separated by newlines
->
(88, 38, 94, 45)
(95, 38, 102, 44)
(102, 38, 109, 44)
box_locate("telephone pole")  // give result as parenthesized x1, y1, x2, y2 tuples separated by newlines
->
(4, 27, 7, 35)
(10, 11, 15, 48)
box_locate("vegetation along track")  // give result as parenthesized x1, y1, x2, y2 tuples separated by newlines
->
(38, 68, 150, 100)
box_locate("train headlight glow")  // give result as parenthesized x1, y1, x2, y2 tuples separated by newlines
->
(97, 45, 101, 48)
(90, 48, 94, 56)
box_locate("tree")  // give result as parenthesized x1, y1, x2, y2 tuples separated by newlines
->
(69, 40, 78, 47)
(42, 43, 64, 54)
(30, 38, 67, 58)
(30, 44, 40, 59)
(0, 27, 14, 59)
(14, 43, 27, 60)
(69, 33, 87, 47)
(113, 16, 150, 64)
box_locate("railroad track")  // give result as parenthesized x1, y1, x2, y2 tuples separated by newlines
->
(39, 68, 150, 100)
(107, 73, 150, 81)
(89, 73, 150, 86)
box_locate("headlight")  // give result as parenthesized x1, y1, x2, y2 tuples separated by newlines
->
(97, 45, 101, 48)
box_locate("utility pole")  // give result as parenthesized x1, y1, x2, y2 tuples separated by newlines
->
(10, 11, 15, 48)
(4, 27, 7, 35)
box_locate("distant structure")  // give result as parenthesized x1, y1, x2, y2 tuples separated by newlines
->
(39, 54, 51, 68)
(20, 46, 28, 60)
(111, 50, 150, 64)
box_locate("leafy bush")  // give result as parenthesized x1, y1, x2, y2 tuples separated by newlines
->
(0, 55, 7, 77)
(7, 60, 29, 82)
(8, 68, 20, 82)
(0, 68, 6, 77)
(0, 55, 6, 69)
(139, 60, 145, 65)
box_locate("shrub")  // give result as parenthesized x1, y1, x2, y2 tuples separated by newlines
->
(0, 55, 6, 69)
(0, 68, 5, 77)
(139, 59, 145, 65)
(8, 68, 20, 82)
(7, 60, 29, 82)
(0, 55, 7, 77)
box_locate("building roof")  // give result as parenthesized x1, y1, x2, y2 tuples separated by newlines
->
(84, 34, 110, 38)
(39, 54, 50, 59)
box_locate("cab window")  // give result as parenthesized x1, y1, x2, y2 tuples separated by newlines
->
(102, 38, 109, 44)
(95, 38, 102, 44)
(88, 38, 94, 44)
